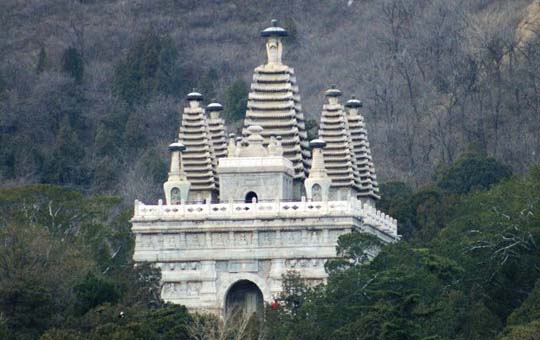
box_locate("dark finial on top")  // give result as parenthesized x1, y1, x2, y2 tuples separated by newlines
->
(310, 139, 327, 149)
(325, 85, 342, 97)
(261, 19, 288, 37)
(345, 96, 363, 108)
(169, 142, 186, 152)
(206, 99, 223, 112)
(187, 89, 203, 101)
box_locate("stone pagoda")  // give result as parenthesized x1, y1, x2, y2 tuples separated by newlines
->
(243, 19, 310, 198)
(131, 20, 398, 318)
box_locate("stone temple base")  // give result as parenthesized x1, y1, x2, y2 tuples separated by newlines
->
(131, 199, 397, 316)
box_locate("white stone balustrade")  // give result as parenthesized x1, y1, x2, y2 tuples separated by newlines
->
(133, 199, 398, 237)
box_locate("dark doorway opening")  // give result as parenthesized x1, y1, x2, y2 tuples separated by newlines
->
(225, 280, 264, 319)
(245, 191, 258, 203)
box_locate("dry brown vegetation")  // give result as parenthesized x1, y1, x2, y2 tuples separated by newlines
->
(1, 0, 539, 199)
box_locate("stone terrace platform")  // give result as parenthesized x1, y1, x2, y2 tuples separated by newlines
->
(132, 199, 397, 239)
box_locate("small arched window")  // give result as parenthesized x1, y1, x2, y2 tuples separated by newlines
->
(171, 187, 181, 204)
(245, 191, 258, 203)
(312, 184, 322, 202)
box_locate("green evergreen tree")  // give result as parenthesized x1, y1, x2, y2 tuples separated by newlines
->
(113, 30, 185, 105)
(36, 46, 47, 74)
(224, 79, 248, 122)
(434, 154, 512, 194)
(74, 272, 121, 315)
(499, 321, 540, 340)
(61, 47, 84, 83)
(305, 118, 317, 141)
(0, 71, 6, 98)
(123, 110, 147, 150)
(198, 68, 218, 100)
(44, 117, 86, 185)
(94, 108, 128, 158)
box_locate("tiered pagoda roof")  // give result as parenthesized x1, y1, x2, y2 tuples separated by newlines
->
(242, 20, 310, 181)
(317, 87, 361, 190)
(206, 101, 228, 189)
(171, 21, 382, 203)
(178, 92, 216, 197)
(345, 97, 380, 200)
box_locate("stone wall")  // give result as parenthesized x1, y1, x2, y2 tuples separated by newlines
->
(131, 199, 398, 315)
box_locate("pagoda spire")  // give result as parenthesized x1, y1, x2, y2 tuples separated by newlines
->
(178, 91, 216, 202)
(206, 100, 228, 189)
(345, 97, 380, 202)
(317, 86, 362, 200)
(261, 19, 287, 65)
(242, 20, 310, 198)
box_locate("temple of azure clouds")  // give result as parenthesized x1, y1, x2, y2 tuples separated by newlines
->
(131, 20, 398, 317)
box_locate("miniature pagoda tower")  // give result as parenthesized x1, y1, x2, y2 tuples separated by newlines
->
(317, 86, 362, 200)
(345, 96, 380, 204)
(131, 20, 398, 318)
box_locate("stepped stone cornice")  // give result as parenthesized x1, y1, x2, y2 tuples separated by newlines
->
(346, 97, 380, 200)
(206, 101, 228, 190)
(178, 94, 216, 199)
(317, 87, 363, 194)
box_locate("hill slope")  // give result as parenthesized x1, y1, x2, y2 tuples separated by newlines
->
(0, 0, 538, 199)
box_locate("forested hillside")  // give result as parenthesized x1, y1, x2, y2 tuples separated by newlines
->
(2, 0, 540, 339)
(1, 0, 540, 200)
(1, 155, 539, 339)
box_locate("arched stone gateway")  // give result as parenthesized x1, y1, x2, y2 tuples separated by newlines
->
(225, 280, 264, 318)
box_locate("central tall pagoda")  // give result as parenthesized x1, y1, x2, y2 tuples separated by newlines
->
(131, 20, 398, 318)
(243, 20, 310, 198)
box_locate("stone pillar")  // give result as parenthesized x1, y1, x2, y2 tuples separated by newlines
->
(269, 258, 286, 297)
(163, 142, 191, 204)
(227, 133, 236, 157)
(304, 139, 332, 202)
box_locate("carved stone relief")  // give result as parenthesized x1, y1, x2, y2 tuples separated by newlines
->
(258, 231, 275, 246)
(286, 258, 324, 269)
(186, 233, 205, 248)
(162, 281, 202, 297)
(212, 232, 228, 246)
(187, 281, 202, 296)
(234, 232, 252, 246)
(307, 230, 321, 244)
(160, 262, 200, 271)
(228, 260, 258, 273)
(282, 231, 301, 245)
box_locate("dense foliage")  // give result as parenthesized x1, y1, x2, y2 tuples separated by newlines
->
(0, 185, 191, 339)
(0, 145, 538, 340)
(264, 162, 540, 340)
